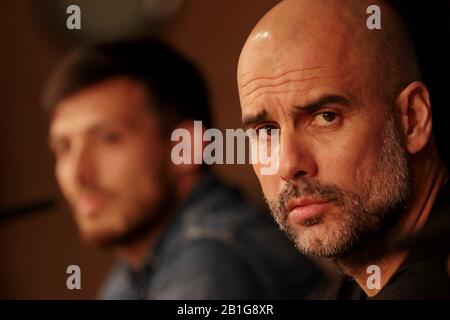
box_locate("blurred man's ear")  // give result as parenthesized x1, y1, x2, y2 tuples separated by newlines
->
(169, 120, 207, 175)
(395, 81, 432, 155)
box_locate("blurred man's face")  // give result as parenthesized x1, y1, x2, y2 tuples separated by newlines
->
(49, 77, 173, 247)
(238, 21, 411, 258)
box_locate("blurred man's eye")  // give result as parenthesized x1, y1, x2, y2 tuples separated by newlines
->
(100, 131, 122, 144)
(310, 111, 340, 128)
(51, 140, 71, 158)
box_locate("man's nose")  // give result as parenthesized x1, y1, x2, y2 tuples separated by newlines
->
(70, 142, 97, 188)
(278, 130, 317, 182)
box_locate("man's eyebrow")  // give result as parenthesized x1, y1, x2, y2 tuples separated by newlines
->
(47, 120, 129, 145)
(242, 110, 269, 129)
(241, 95, 349, 129)
(293, 95, 350, 114)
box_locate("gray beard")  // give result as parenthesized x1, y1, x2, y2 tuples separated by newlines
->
(265, 111, 411, 259)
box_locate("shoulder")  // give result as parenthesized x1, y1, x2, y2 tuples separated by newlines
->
(97, 263, 134, 300)
(149, 238, 265, 299)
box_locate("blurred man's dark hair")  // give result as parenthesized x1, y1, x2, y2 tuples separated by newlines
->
(43, 38, 212, 131)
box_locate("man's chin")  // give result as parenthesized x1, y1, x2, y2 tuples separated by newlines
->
(286, 222, 355, 259)
(294, 236, 352, 259)
(77, 228, 123, 249)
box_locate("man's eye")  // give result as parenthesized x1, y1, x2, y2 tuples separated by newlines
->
(52, 141, 70, 157)
(101, 132, 122, 144)
(311, 112, 339, 127)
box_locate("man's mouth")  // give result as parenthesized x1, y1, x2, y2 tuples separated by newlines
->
(286, 197, 332, 223)
(75, 194, 108, 217)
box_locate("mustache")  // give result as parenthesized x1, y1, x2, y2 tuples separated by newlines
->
(73, 185, 115, 199)
(277, 178, 347, 215)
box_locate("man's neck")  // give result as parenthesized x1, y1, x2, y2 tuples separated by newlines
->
(336, 148, 448, 297)
(115, 219, 171, 271)
(115, 171, 203, 271)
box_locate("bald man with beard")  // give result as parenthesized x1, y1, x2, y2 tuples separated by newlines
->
(238, 0, 450, 299)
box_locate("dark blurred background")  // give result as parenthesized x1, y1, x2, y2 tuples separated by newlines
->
(0, 0, 449, 299)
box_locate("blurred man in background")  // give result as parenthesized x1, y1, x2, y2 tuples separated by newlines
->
(43, 38, 322, 299)
(238, 0, 449, 299)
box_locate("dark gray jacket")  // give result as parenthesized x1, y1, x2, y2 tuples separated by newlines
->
(99, 172, 323, 299)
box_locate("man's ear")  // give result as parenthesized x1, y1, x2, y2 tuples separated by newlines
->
(169, 120, 206, 175)
(395, 81, 432, 155)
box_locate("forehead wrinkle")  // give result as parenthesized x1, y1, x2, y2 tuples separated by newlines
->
(241, 88, 311, 111)
(239, 66, 330, 90)
(241, 76, 354, 113)
(241, 71, 348, 110)
(241, 74, 344, 101)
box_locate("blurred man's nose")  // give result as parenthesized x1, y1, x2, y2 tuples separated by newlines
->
(68, 141, 97, 189)
(278, 130, 317, 182)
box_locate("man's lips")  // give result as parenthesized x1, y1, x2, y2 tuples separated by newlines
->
(75, 194, 108, 217)
(286, 198, 332, 223)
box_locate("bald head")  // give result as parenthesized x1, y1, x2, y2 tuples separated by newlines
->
(238, 0, 420, 108)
